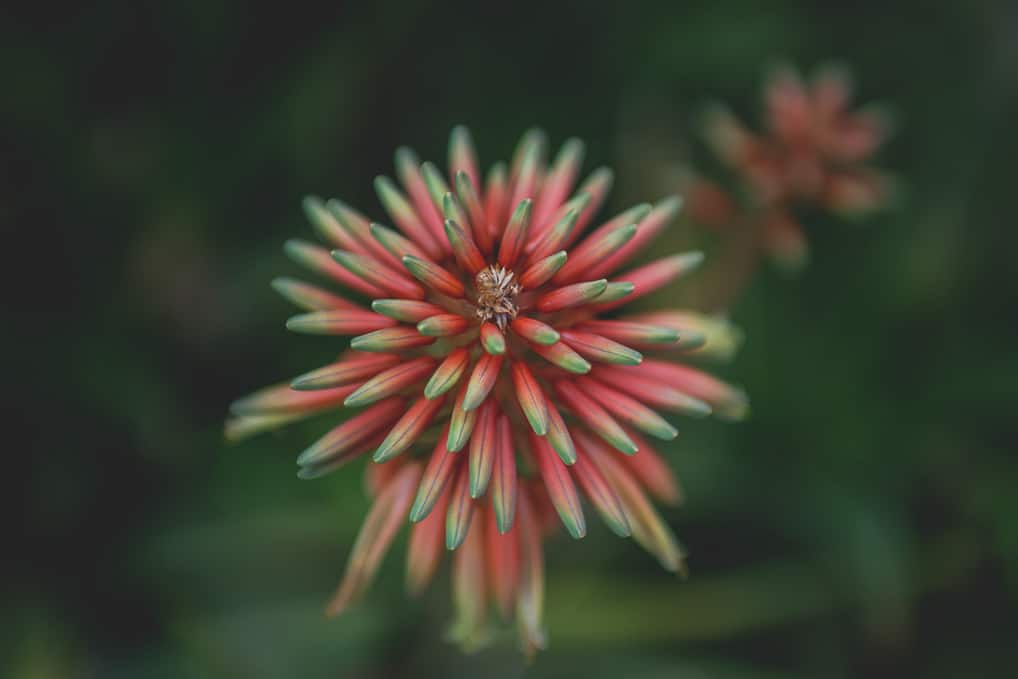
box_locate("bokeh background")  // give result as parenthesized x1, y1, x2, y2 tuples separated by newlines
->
(6, 1, 1018, 677)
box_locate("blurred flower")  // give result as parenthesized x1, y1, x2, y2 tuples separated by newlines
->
(689, 64, 893, 272)
(227, 127, 746, 655)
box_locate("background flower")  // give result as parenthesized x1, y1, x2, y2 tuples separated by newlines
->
(685, 63, 894, 292)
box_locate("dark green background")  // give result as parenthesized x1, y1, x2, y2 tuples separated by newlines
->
(6, 1, 1016, 677)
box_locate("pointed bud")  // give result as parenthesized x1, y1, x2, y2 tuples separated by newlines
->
(595, 281, 635, 303)
(544, 402, 576, 464)
(296, 398, 406, 468)
(628, 310, 743, 360)
(483, 162, 508, 240)
(285, 309, 397, 335)
(530, 431, 586, 539)
(298, 431, 388, 481)
(508, 129, 545, 210)
(595, 251, 705, 311)
(529, 341, 591, 375)
(498, 199, 532, 267)
(395, 147, 446, 246)
(586, 203, 653, 241)
(622, 430, 684, 506)
(531, 138, 584, 230)
(509, 129, 545, 177)
(284, 239, 385, 297)
(571, 448, 632, 538)
(373, 175, 442, 259)
(578, 377, 678, 440)
(588, 196, 683, 279)
(554, 380, 638, 455)
(271, 277, 358, 312)
(373, 455, 418, 500)
(225, 411, 310, 443)
(515, 490, 547, 659)
(491, 415, 517, 533)
(520, 250, 568, 290)
(485, 507, 520, 620)
(231, 382, 356, 416)
(331, 249, 425, 300)
(444, 219, 486, 274)
(373, 394, 447, 462)
(370, 299, 446, 323)
(447, 504, 488, 650)
(446, 463, 476, 550)
(568, 166, 614, 242)
(511, 317, 560, 345)
(290, 353, 401, 391)
(448, 125, 480, 190)
(511, 362, 549, 436)
(409, 432, 460, 523)
(636, 360, 749, 420)
(424, 348, 470, 399)
(417, 313, 470, 337)
(479, 322, 506, 355)
(447, 381, 481, 453)
(442, 191, 470, 238)
(578, 320, 680, 345)
(421, 162, 453, 213)
(369, 222, 429, 262)
(325, 462, 422, 617)
(401, 255, 465, 298)
(326, 198, 402, 268)
(462, 353, 503, 412)
(592, 367, 713, 418)
(468, 401, 498, 498)
(552, 221, 638, 284)
(406, 487, 449, 595)
(559, 329, 642, 365)
(303, 195, 359, 252)
(344, 357, 435, 407)
(536, 279, 607, 312)
(455, 170, 493, 254)
(582, 435, 685, 573)
(528, 203, 581, 261)
(350, 326, 435, 352)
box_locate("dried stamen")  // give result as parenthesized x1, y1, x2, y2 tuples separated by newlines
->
(475, 265, 521, 330)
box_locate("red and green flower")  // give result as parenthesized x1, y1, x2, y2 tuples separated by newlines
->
(228, 127, 746, 655)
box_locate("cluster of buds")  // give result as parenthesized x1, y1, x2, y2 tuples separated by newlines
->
(228, 127, 746, 655)
(685, 64, 893, 273)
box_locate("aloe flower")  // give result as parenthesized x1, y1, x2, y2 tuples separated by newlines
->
(228, 127, 746, 655)
(688, 64, 892, 269)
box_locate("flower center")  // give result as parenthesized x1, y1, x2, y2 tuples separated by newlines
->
(474, 264, 521, 330)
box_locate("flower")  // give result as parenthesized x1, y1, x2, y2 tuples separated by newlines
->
(227, 127, 747, 655)
(688, 64, 893, 270)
